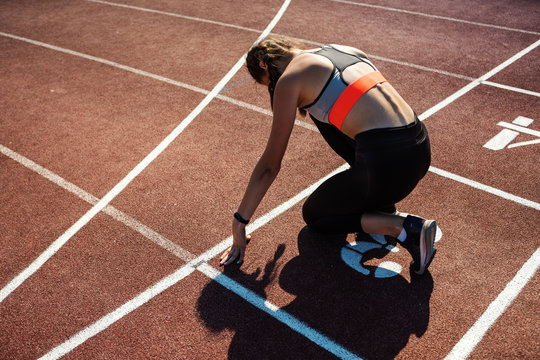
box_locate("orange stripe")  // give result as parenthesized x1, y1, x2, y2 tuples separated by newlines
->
(329, 72, 387, 129)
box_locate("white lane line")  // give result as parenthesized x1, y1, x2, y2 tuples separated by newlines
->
(190, 164, 349, 265)
(369, 54, 475, 81)
(216, 93, 319, 132)
(4, 31, 534, 135)
(38, 264, 198, 360)
(38, 164, 353, 360)
(418, 81, 479, 121)
(86, 0, 539, 98)
(81, 0, 477, 82)
(197, 262, 363, 360)
(1, 31, 535, 121)
(429, 166, 540, 211)
(330, 0, 540, 36)
(497, 122, 540, 138)
(507, 138, 540, 149)
(86, 0, 261, 34)
(0, 31, 212, 95)
(1, 142, 355, 358)
(89, 0, 540, 38)
(0, 144, 99, 206)
(294, 36, 540, 98)
(445, 246, 540, 360)
(7, 138, 537, 360)
(3, 32, 537, 202)
(0, 32, 318, 132)
(83, 0, 478, 84)
(0, 0, 292, 304)
(481, 39, 540, 80)
(0, 144, 196, 262)
(84, 0, 539, 97)
(290, 36, 538, 98)
(1, 33, 537, 293)
(2, 5, 538, 356)
(419, 39, 540, 120)
(481, 81, 540, 98)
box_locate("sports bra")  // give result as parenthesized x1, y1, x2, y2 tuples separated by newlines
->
(301, 45, 387, 129)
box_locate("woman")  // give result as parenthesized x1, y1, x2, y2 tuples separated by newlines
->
(220, 36, 437, 275)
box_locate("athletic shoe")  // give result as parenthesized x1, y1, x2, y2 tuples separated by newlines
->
(401, 215, 437, 275)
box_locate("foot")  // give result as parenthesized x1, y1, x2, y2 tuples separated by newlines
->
(401, 215, 437, 275)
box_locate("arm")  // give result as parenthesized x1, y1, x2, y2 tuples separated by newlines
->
(236, 76, 299, 220)
(220, 75, 300, 265)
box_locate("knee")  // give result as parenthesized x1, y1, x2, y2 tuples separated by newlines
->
(302, 201, 332, 234)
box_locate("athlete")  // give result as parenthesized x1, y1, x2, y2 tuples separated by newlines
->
(220, 36, 437, 275)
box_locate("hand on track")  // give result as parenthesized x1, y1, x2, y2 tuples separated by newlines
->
(220, 221, 251, 266)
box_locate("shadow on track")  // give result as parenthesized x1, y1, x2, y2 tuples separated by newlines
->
(197, 226, 433, 359)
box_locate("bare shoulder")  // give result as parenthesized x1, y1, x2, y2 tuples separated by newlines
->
(280, 51, 325, 81)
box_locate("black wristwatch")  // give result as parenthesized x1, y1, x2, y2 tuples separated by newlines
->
(233, 212, 250, 225)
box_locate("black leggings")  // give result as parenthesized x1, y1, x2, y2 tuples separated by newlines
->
(302, 117, 431, 234)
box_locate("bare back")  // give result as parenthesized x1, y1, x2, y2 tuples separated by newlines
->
(288, 44, 415, 138)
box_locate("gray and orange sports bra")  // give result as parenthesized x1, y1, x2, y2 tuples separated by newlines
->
(301, 45, 387, 129)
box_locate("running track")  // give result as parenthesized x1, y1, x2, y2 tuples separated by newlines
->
(1, 0, 539, 359)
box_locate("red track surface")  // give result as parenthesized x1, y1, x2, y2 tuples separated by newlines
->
(1, 0, 539, 359)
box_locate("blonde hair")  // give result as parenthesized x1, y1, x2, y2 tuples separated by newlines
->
(246, 36, 303, 107)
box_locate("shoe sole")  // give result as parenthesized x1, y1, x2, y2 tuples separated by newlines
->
(415, 220, 437, 275)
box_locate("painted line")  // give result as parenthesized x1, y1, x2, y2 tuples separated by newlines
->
(483, 129, 520, 151)
(2, 4, 538, 356)
(197, 262, 363, 360)
(296, 36, 538, 98)
(481, 39, 540, 81)
(429, 166, 540, 211)
(1, 32, 535, 130)
(507, 138, 540, 148)
(0, 32, 213, 95)
(86, 0, 261, 34)
(7, 139, 536, 359)
(84, 0, 473, 84)
(418, 81, 479, 121)
(38, 164, 353, 360)
(1, 143, 354, 358)
(445, 246, 540, 360)
(4, 31, 534, 138)
(368, 54, 475, 81)
(86, 0, 537, 97)
(419, 39, 540, 120)
(0, 144, 99, 206)
(190, 164, 349, 265)
(2, 31, 536, 209)
(0, 144, 197, 262)
(0, 32, 317, 133)
(330, 0, 540, 36)
(512, 116, 534, 127)
(82, 0, 538, 98)
(497, 122, 540, 138)
(216, 93, 319, 132)
(481, 81, 540, 98)
(38, 264, 197, 360)
(0, 0, 292, 304)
